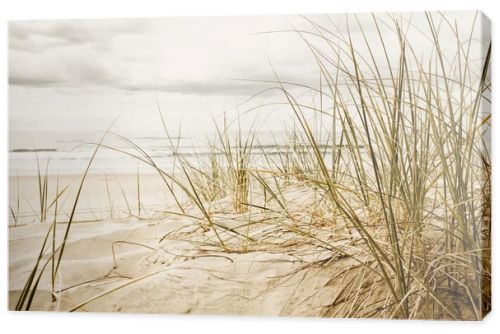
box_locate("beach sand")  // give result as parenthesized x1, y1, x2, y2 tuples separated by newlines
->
(9, 176, 371, 316)
(9, 173, 187, 226)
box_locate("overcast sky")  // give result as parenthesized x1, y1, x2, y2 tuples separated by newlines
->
(9, 12, 487, 135)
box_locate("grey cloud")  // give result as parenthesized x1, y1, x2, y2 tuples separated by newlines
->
(9, 19, 152, 53)
(8, 16, 322, 96)
(9, 60, 307, 96)
(9, 57, 316, 97)
(9, 53, 115, 88)
(9, 76, 61, 86)
(115, 78, 275, 96)
(9, 67, 283, 96)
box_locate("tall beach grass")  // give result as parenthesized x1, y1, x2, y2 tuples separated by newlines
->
(12, 12, 490, 319)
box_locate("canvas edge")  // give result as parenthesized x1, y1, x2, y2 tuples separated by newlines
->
(478, 10, 492, 321)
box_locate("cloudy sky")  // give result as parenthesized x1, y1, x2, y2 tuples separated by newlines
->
(9, 15, 319, 134)
(9, 12, 487, 135)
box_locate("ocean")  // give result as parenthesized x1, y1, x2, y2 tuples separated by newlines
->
(9, 130, 336, 177)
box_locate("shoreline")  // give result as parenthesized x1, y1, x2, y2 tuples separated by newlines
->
(8, 172, 186, 226)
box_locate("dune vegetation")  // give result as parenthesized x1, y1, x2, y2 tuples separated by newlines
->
(10, 12, 491, 319)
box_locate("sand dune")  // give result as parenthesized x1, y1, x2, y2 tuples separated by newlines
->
(9, 186, 381, 316)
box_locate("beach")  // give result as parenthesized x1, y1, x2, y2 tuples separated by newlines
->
(9, 179, 368, 316)
(8, 12, 491, 320)
(8, 173, 183, 226)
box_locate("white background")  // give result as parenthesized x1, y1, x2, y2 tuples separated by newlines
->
(0, 0, 498, 333)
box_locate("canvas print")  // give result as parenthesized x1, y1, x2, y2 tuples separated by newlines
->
(8, 11, 491, 319)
